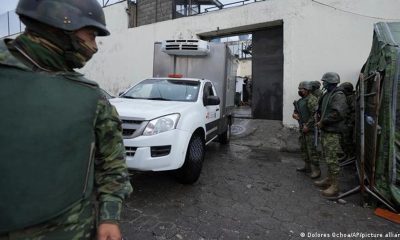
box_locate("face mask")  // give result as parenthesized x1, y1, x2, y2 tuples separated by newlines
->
(298, 90, 305, 97)
(77, 38, 98, 62)
(323, 83, 337, 92)
(322, 81, 329, 90)
(65, 34, 98, 69)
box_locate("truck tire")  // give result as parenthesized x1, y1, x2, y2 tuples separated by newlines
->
(218, 124, 231, 144)
(175, 133, 205, 184)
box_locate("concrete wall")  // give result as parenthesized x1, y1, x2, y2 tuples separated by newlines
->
(102, 2, 129, 35)
(82, 0, 400, 126)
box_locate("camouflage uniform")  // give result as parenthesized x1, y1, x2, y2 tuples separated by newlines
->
(295, 94, 320, 170)
(319, 88, 347, 177)
(0, 8, 132, 240)
(311, 81, 323, 100)
(314, 73, 348, 197)
(309, 81, 323, 157)
(293, 81, 320, 178)
(312, 89, 323, 100)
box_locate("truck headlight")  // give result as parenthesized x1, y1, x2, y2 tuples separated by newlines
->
(143, 114, 180, 136)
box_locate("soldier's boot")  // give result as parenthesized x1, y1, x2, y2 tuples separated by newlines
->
(296, 162, 311, 173)
(321, 176, 339, 197)
(310, 165, 321, 179)
(314, 176, 331, 189)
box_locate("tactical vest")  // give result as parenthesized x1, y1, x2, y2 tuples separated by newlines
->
(297, 97, 311, 124)
(320, 89, 346, 133)
(0, 40, 100, 233)
(321, 90, 342, 120)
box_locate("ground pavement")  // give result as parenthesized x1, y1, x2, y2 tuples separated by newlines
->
(120, 118, 399, 240)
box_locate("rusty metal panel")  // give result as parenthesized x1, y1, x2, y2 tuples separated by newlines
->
(251, 26, 283, 120)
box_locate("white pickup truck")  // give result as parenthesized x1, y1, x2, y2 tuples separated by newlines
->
(110, 40, 237, 184)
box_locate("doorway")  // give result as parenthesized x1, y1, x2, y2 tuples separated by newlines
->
(201, 23, 284, 120)
(252, 26, 283, 120)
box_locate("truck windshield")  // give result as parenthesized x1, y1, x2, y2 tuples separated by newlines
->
(122, 79, 200, 102)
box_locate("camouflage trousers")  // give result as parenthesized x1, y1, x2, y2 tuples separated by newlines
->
(299, 132, 320, 167)
(0, 200, 96, 240)
(341, 126, 355, 158)
(321, 132, 342, 177)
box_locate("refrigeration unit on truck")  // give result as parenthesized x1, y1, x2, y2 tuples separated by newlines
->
(110, 39, 238, 184)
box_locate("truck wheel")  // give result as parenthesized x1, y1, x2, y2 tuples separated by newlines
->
(175, 133, 205, 184)
(218, 124, 231, 144)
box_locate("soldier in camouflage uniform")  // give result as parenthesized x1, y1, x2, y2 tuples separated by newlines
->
(314, 72, 348, 198)
(310, 80, 323, 157)
(293, 81, 321, 179)
(310, 80, 323, 99)
(0, 0, 133, 239)
(339, 82, 356, 160)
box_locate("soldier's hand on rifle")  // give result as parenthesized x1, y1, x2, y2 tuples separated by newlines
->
(316, 121, 323, 129)
(292, 113, 300, 120)
(302, 126, 309, 133)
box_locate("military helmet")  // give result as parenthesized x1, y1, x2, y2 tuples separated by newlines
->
(340, 82, 354, 94)
(298, 81, 313, 90)
(16, 0, 110, 36)
(311, 81, 321, 89)
(321, 72, 340, 84)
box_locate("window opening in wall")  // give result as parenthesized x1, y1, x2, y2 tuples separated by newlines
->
(173, 0, 265, 18)
(173, 0, 223, 18)
(211, 34, 252, 60)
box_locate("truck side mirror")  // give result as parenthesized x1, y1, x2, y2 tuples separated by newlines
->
(206, 96, 220, 106)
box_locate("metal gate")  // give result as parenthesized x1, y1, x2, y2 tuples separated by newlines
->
(251, 26, 283, 120)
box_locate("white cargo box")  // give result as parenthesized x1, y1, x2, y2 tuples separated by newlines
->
(154, 40, 238, 118)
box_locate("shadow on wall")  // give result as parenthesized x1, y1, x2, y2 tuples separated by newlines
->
(253, 81, 282, 119)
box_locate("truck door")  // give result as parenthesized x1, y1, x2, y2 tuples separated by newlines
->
(203, 82, 221, 142)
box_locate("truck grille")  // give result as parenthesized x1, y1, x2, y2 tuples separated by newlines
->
(122, 119, 143, 125)
(120, 118, 148, 139)
(125, 146, 137, 157)
(123, 129, 136, 136)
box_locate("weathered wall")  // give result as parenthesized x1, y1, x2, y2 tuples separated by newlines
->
(137, 0, 173, 26)
(102, 3, 129, 35)
(82, 0, 400, 126)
